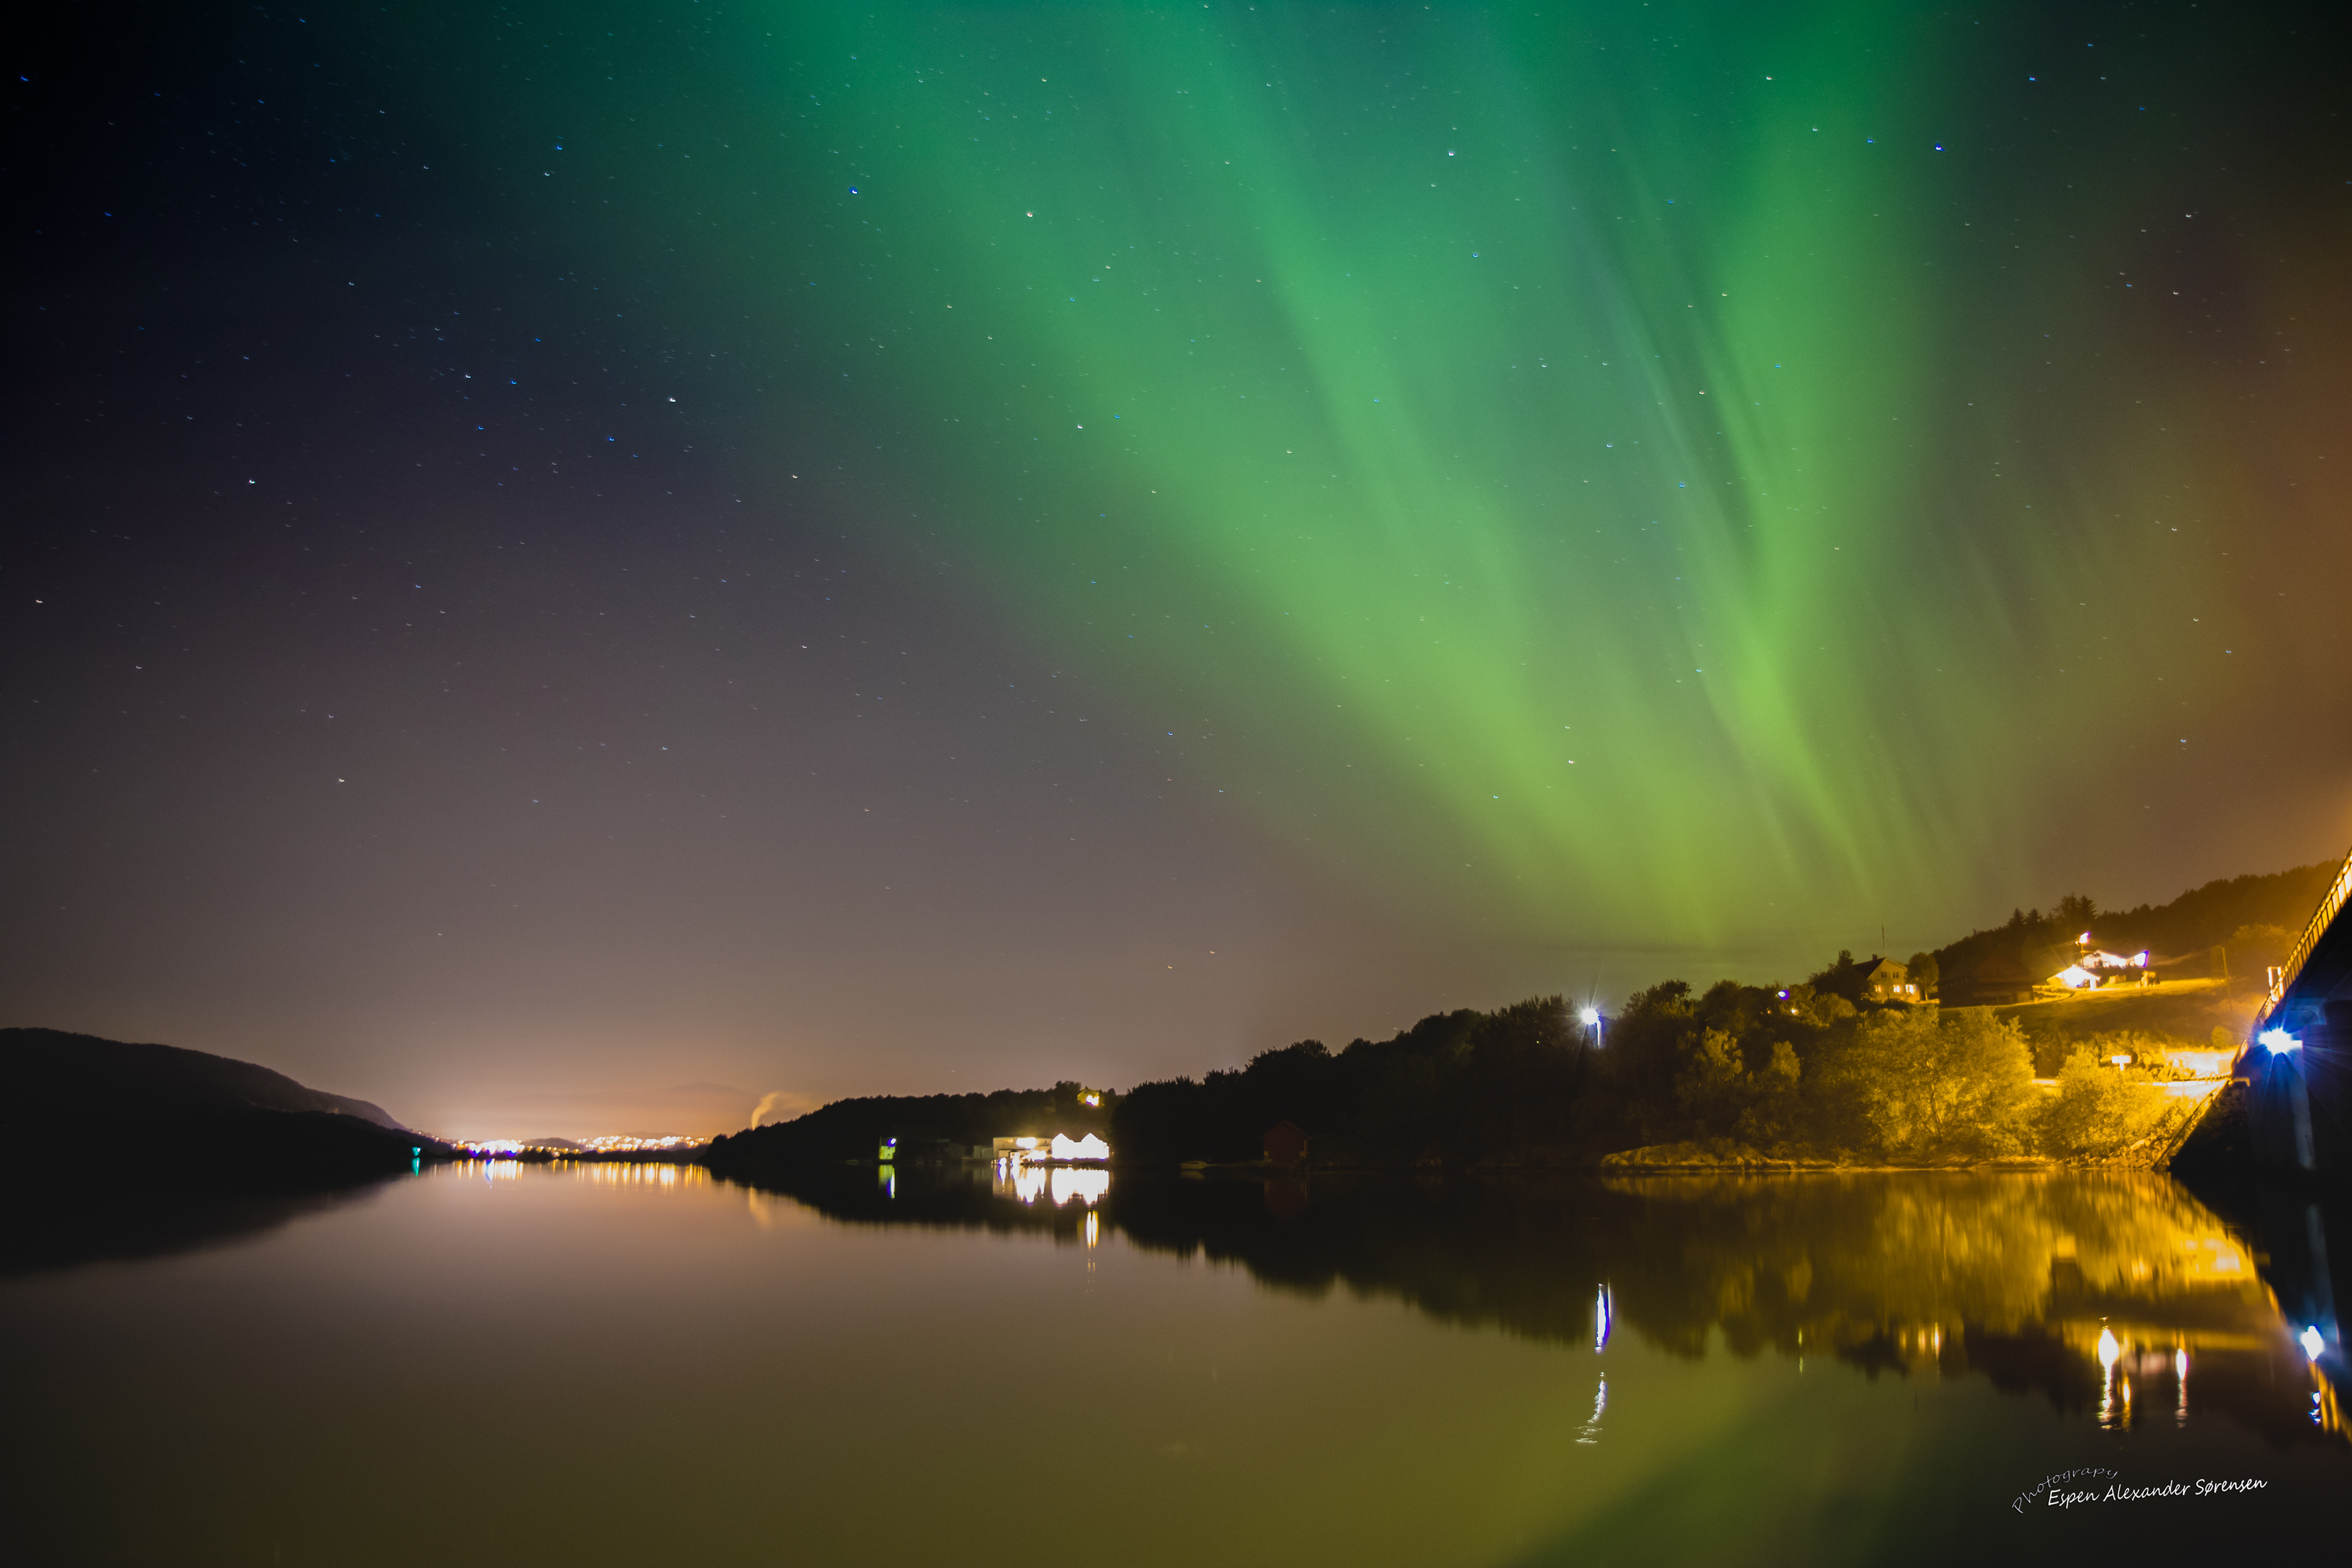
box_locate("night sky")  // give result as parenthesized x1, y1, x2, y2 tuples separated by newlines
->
(9, 1, 2349, 1138)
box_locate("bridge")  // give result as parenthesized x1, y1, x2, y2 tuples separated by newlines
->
(2241, 840, 2352, 1175)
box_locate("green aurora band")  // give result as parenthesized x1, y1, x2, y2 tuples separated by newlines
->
(389, 1, 2348, 961)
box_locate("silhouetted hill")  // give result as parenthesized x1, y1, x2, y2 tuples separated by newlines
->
(2092, 862, 2340, 959)
(1934, 861, 2336, 999)
(0, 1027, 438, 1185)
(1, 1027, 405, 1129)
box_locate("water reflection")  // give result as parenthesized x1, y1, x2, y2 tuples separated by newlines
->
(0, 1180, 387, 1278)
(559, 1159, 706, 1189)
(739, 1164, 2344, 1444)
(990, 1157, 1109, 1208)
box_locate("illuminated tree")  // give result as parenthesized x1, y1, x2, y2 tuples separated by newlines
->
(1829, 1008, 2037, 1159)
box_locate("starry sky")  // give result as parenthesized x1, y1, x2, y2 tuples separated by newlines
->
(8, 1, 2350, 1137)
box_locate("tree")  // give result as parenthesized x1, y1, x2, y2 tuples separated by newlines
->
(2037, 1049, 2171, 1156)
(1673, 1027, 1748, 1138)
(1806, 949, 1869, 1005)
(1736, 1041, 1804, 1147)
(1830, 1008, 2037, 1159)
(1904, 951, 1939, 998)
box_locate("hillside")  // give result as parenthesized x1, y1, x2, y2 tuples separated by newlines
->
(1, 1028, 405, 1129)
(1933, 859, 2337, 1000)
(0, 1027, 435, 1185)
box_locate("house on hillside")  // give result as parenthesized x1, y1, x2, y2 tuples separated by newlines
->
(1855, 957, 1924, 1003)
(1942, 949, 2035, 1008)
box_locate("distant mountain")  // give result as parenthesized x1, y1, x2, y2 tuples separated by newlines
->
(0, 1027, 439, 1185)
(1, 1027, 405, 1129)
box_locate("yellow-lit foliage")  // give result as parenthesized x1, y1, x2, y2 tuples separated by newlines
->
(2039, 1049, 2173, 1156)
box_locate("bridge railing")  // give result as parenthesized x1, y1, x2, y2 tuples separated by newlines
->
(2256, 839, 2352, 1035)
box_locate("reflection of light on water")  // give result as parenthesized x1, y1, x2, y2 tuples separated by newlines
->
(878, 1165, 896, 1200)
(995, 1157, 1109, 1207)
(480, 1159, 520, 1182)
(2097, 1327, 2130, 1430)
(2177, 1234, 2245, 1277)
(1006, 1161, 1047, 1205)
(1594, 1284, 1612, 1352)
(1050, 1166, 1109, 1207)
(565, 1161, 705, 1188)
(1576, 1376, 1607, 1445)
(2177, 1348, 2190, 1425)
(1085, 1211, 1100, 1248)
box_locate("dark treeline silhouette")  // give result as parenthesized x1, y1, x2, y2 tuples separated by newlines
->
(1112, 997, 1591, 1165)
(704, 1080, 1114, 1178)
(719, 977, 2205, 1174)
(696, 863, 2332, 1174)
(1109, 979, 2092, 1166)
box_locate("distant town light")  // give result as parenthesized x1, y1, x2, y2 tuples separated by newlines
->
(2260, 1028, 2302, 1055)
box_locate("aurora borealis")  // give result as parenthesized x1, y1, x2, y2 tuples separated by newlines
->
(9, 2, 2350, 1131)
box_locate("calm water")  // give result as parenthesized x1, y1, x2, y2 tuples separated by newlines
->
(3, 1163, 2343, 1566)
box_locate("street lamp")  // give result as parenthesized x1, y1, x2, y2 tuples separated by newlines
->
(1580, 1006, 1602, 1046)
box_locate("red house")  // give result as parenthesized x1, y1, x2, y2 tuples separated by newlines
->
(1262, 1121, 1310, 1166)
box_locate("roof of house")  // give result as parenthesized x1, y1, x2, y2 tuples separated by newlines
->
(1958, 949, 2034, 982)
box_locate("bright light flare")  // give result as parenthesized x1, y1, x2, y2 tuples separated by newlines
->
(2260, 1028, 2302, 1054)
(2302, 1326, 2326, 1361)
(1579, 1008, 1600, 1027)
